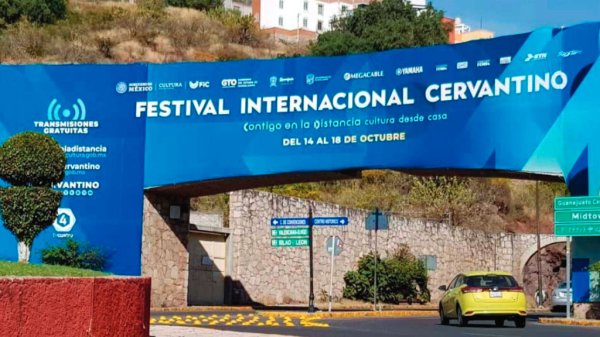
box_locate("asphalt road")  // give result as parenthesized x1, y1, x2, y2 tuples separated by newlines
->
(206, 316, 600, 337)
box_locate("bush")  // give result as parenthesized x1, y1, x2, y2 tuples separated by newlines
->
(41, 239, 107, 271)
(591, 261, 600, 272)
(343, 247, 429, 304)
(0, 131, 65, 187)
(0, 186, 62, 247)
(167, 0, 223, 11)
(0, 0, 67, 25)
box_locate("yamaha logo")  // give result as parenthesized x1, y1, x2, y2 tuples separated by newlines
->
(395, 66, 423, 76)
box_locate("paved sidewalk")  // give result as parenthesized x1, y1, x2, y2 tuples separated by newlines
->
(151, 325, 294, 337)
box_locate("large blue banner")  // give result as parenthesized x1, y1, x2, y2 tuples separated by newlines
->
(0, 22, 599, 276)
(142, 22, 600, 195)
(0, 65, 147, 275)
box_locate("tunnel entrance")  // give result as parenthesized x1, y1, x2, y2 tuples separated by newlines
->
(522, 242, 567, 308)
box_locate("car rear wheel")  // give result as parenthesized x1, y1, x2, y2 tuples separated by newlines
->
(439, 305, 449, 325)
(457, 305, 468, 327)
(515, 317, 526, 328)
(495, 318, 504, 327)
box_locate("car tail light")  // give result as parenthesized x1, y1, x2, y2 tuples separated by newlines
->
(461, 287, 483, 293)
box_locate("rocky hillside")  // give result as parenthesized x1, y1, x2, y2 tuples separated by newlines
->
(0, 1, 301, 64)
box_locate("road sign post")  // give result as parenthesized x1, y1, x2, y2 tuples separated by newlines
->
(326, 235, 343, 313)
(553, 196, 600, 318)
(366, 208, 388, 311)
(270, 213, 348, 313)
(308, 206, 315, 313)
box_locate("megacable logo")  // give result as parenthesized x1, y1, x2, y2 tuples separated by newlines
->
(343, 71, 384, 81)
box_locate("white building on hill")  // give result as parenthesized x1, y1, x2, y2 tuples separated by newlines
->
(224, 0, 427, 42)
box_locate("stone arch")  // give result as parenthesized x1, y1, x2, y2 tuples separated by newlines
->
(519, 237, 567, 306)
(519, 236, 566, 275)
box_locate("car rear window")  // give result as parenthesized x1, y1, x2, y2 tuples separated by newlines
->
(465, 275, 518, 288)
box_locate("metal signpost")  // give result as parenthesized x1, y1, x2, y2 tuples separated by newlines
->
(554, 196, 600, 319)
(326, 235, 343, 313)
(366, 208, 388, 311)
(308, 207, 315, 313)
(272, 213, 348, 313)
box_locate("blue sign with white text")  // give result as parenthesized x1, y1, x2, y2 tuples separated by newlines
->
(0, 65, 147, 275)
(271, 218, 309, 226)
(141, 22, 600, 196)
(313, 217, 349, 226)
(1, 22, 600, 277)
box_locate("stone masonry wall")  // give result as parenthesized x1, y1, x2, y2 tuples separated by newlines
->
(142, 193, 190, 308)
(229, 190, 557, 305)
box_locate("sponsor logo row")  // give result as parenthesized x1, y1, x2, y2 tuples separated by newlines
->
(114, 50, 582, 93)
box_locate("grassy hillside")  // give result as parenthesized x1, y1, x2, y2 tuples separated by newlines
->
(0, 261, 107, 277)
(0, 0, 301, 64)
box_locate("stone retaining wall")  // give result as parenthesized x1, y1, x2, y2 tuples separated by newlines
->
(229, 190, 557, 305)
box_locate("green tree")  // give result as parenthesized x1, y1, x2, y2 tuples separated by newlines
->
(0, 0, 66, 26)
(310, 0, 449, 56)
(0, 132, 65, 262)
(166, 0, 223, 11)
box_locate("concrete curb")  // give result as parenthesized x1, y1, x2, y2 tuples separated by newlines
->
(152, 306, 254, 312)
(259, 310, 438, 319)
(539, 317, 600, 327)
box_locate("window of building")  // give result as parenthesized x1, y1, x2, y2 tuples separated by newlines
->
(278, 16, 284, 26)
(303, 0, 308, 11)
(279, 0, 284, 9)
(318, 4, 324, 15)
(317, 20, 323, 31)
(303, 18, 308, 28)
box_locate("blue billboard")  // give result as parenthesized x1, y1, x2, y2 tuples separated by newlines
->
(0, 22, 599, 276)
(0, 65, 147, 275)
(142, 22, 600, 196)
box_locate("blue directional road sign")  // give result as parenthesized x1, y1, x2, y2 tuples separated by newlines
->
(271, 217, 349, 226)
(271, 218, 308, 226)
(313, 217, 349, 226)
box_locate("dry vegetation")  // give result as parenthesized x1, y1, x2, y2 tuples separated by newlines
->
(0, 0, 305, 64)
(194, 171, 567, 234)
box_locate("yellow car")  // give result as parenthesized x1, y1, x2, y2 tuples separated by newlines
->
(438, 271, 527, 328)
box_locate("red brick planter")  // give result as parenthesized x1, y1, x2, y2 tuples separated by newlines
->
(0, 277, 150, 337)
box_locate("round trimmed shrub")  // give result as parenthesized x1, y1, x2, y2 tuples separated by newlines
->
(0, 186, 62, 247)
(0, 131, 65, 187)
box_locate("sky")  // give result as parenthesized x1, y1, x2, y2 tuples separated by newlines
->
(431, 0, 600, 37)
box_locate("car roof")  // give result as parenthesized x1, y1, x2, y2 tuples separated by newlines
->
(463, 271, 513, 277)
